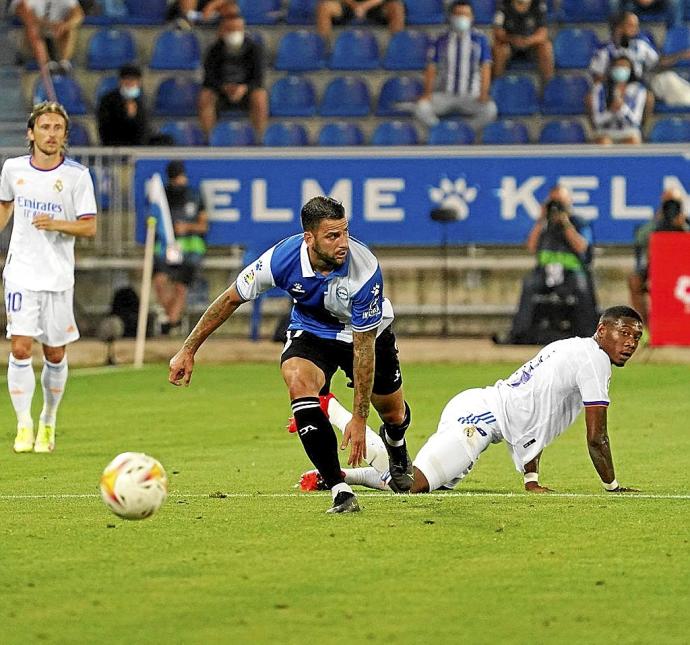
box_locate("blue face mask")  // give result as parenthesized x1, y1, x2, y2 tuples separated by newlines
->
(611, 67, 631, 83)
(451, 16, 472, 32)
(120, 85, 141, 100)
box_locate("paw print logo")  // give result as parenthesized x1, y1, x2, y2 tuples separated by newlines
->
(428, 177, 478, 220)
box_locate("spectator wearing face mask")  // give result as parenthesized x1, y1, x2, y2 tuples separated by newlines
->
(414, 0, 497, 131)
(587, 55, 647, 145)
(97, 64, 151, 145)
(198, 14, 268, 139)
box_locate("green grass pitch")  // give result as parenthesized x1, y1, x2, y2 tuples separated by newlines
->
(1, 362, 688, 644)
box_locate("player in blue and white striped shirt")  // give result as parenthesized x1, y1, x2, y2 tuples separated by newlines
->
(414, 0, 497, 131)
(168, 197, 412, 513)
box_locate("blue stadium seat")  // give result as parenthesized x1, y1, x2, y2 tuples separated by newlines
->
(320, 76, 371, 117)
(263, 122, 310, 146)
(154, 77, 201, 117)
(405, 0, 445, 24)
(209, 122, 256, 146)
(330, 29, 380, 70)
(649, 117, 690, 142)
(269, 76, 317, 117)
(159, 121, 206, 146)
(371, 121, 419, 146)
(663, 26, 690, 67)
(286, 0, 318, 24)
(275, 31, 326, 72)
(558, 0, 608, 22)
(554, 28, 599, 70)
(150, 30, 201, 71)
(473, 0, 495, 25)
(541, 74, 590, 115)
(123, 0, 167, 24)
(95, 75, 119, 103)
(68, 121, 91, 146)
(0, 126, 28, 147)
(481, 119, 530, 144)
(0, 68, 24, 115)
(238, 0, 282, 24)
(33, 76, 87, 115)
(538, 119, 586, 144)
(86, 28, 136, 70)
(383, 30, 429, 70)
(377, 76, 423, 116)
(491, 74, 539, 116)
(427, 120, 475, 145)
(317, 122, 365, 146)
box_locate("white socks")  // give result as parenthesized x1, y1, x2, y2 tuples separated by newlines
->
(8, 355, 35, 427)
(344, 467, 389, 491)
(40, 357, 68, 427)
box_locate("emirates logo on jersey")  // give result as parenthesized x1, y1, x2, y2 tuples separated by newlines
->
(53, 179, 63, 193)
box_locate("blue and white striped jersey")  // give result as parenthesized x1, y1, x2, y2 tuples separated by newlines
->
(235, 234, 393, 343)
(590, 80, 647, 131)
(428, 29, 492, 98)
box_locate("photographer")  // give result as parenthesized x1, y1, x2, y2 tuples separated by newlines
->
(502, 185, 599, 344)
(587, 55, 648, 145)
(629, 188, 689, 325)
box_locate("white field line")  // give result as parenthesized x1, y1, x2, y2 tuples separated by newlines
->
(0, 492, 688, 500)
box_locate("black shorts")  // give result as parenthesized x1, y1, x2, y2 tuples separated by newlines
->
(280, 326, 403, 396)
(335, 0, 394, 25)
(153, 258, 198, 287)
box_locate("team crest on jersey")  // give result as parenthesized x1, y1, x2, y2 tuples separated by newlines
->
(464, 425, 477, 438)
(53, 179, 63, 193)
(290, 283, 305, 294)
(336, 286, 348, 300)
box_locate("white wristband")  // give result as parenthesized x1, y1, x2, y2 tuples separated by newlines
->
(524, 472, 539, 485)
(602, 479, 619, 491)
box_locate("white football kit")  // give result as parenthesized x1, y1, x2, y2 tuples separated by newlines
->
(1, 155, 97, 345)
(414, 337, 612, 491)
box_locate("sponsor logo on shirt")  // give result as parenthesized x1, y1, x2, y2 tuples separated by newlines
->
(16, 196, 63, 218)
(242, 270, 255, 286)
(361, 299, 381, 320)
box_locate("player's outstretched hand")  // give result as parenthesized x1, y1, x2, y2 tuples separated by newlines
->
(342, 417, 367, 467)
(169, 348, 194, 387)
(525, 481, 554, 493)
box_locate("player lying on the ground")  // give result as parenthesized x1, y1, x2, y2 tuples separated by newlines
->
(296, 306, 643, 494)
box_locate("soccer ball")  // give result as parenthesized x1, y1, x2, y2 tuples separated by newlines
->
(100, 452, 168, 520)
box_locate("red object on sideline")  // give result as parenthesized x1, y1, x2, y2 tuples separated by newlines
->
(649, 232, 690, 346)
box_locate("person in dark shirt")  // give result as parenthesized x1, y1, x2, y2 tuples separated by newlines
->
(97, 64, 150, 146)
(492, 0, 554, 89)
(153, 161, 208, 335)
(316, 0, 405, 43)
(198, 14, 268, 139)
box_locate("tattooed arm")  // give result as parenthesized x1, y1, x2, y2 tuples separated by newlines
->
(168, 282, 246, 386)
(341, 328, 377, 466)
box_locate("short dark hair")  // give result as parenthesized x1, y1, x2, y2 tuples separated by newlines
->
(119, 64, 142, 79)
(448, 0, 472, 11)
(166, 160, 185, 180)
(599, 306, 643, 325)
(300, 196, 346, 232)
(609, 10, 634, 32)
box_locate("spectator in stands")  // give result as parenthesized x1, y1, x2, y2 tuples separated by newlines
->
(587, 55, 647, 144)
(590, 11, 690, 109)
(97, 65, 172, 146)
(499, 185, 599, 345)
(414, 0, 497, 131)
(153, 161, 208, 336)
(628, 187, 689, 325)
(316, 0, 405, 44)
(608, 0, 683, 30)
(167, 0, 239, 28)
(492, 0, 554, 90)
(198, 14, 268, 139)
(11, 0, 84, 75)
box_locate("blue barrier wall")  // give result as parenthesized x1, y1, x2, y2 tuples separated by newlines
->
(134, 147, 690, 248)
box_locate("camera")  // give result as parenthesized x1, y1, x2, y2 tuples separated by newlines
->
(545, 199, 568, 224)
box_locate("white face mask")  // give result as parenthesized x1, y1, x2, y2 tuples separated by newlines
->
(224, 31, 244, 49)
(611, 66, 631, 83)
(451, 16, 472, 32)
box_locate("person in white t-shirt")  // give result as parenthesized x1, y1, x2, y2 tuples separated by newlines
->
(11, 0, 84, 75)
(412, 305, 642, 494)
(0, 102, 97, 453)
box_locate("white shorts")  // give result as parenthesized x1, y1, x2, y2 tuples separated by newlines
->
(3, 280, 79, 347)
(413, 388, 502, 491)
